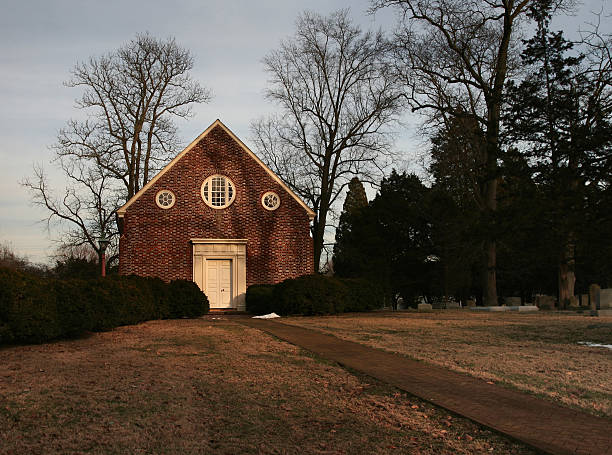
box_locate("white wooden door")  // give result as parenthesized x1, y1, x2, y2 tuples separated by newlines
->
(206, 259, 233, 308)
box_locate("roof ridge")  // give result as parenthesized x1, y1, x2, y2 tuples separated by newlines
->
(116, 119, 315, 220)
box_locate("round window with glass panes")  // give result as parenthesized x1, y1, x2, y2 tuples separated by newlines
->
(155, 190, 176, 209)
(201, 175, 236, 209)
(261, 191, 280, 211)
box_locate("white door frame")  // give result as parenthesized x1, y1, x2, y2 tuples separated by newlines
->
(191, 239, 247, 310)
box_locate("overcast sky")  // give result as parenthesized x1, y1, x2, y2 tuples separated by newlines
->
(0, 0, 608, 263)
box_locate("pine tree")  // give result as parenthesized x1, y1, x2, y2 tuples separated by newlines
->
(505, 3, 612, 306)
(333, 177, 368, 276)
(428, 116, 487, 303)
(342, 177, 369, 215)
(334, 172, 437, 307)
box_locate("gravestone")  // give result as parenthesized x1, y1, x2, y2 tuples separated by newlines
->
(470, 306, 507, 312)
(418, 303, 433, 312)
(535, 295, 555, 310)
(396, 297, 407, 310)
(589, 284, 601, 311)
(504, 296, 521, 306)
(516, 305, 539, 312)
(600, 289, 612, 309)
(580, 294, 589, 307)
(445, 301, 460, 309)
(466, 299, 476, 307)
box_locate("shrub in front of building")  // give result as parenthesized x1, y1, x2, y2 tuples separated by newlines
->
(89, 275, 159, 331)
(167, 279, 210, 318)
(246, 274, 384, 316)
(0, 268, 62, 344)
(53, 278, 96, 336)
(274, 274, 346, 315)
(245, 284, 276, 315)
(0, 267, 209, 345)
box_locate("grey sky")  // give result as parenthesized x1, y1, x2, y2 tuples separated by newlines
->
(0, 0, 608, 263)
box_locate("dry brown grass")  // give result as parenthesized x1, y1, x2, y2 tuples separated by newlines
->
(280, 311, 612, 417)
(0, 318, 535, 454)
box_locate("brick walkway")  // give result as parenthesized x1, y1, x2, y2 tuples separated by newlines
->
(239, 318, 611, 455)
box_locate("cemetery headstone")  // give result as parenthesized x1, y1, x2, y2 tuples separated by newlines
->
(535, 295, 555, 310)
(589, 284, 601, 311)
(599, 289, 612, 309)
(580, 294, 589, 307)
(504, 296, 521, 306)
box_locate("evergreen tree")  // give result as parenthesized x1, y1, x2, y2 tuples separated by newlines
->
(505, 3, 612, 305)
(333, 177, 369, 276)
(342, 177, 369, 214)
(334, 171, 437, 307)
(428, 116, 487, 303)
(496, 149, 558, 300)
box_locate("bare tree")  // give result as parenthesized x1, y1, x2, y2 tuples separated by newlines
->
(57, 33, 211, 199)
(54, 242, 100, 263)
(251, 10, 404, 270)
(23, 159, 122, 268)
(373, 0, 571, 305)
(0, 242, 34, 272)
(24, 33, 210, 265)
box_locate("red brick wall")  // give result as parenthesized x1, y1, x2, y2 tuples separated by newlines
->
(118, 125, 314, 285)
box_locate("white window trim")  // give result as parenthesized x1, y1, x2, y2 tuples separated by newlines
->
(155, 189, 176, 209)
(201, 174, 236, 209)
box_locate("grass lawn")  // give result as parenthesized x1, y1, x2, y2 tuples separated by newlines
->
(0, 318, 535, 454)
(280, 311, 612, 418)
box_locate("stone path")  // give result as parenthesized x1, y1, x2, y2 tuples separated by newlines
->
(239, 318, 611, 455)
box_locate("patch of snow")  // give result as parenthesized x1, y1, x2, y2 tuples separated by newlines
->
(578, 341, 612, 350)
(252, 313, 280, 319)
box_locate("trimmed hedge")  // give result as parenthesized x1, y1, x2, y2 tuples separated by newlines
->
(273, 274, 347, 315)
(245, 284, 275, 315)
(0, 267, 209, 345)
(0, 268, 62, 344)
(246, 274, 384, 316)
(167, 279, 209, 318)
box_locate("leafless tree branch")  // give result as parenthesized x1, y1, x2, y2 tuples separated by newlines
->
(251, 10, 403, 269)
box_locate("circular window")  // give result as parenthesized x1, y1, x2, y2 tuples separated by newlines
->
(201, 175, 236, 209)
(261, 191, 280, 211)
(155, 190, 176, 209)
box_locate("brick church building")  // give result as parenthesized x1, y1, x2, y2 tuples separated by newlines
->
(116, 119, 315, 310)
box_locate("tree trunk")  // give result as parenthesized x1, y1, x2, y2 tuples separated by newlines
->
(482, 137, 499, 306)
(477, 1, 517, 306)
(485, 239, 498, 306)
(313, 161, 333, 273)
(558, 233, 576, 308)
(558, 263, 575, 309)
(312, 218, 325, 273)
(312, 198, 330, 272)
(97, 249, 104, 277)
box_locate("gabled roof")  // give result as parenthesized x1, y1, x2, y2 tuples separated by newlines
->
(116, 119, 315, 220)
